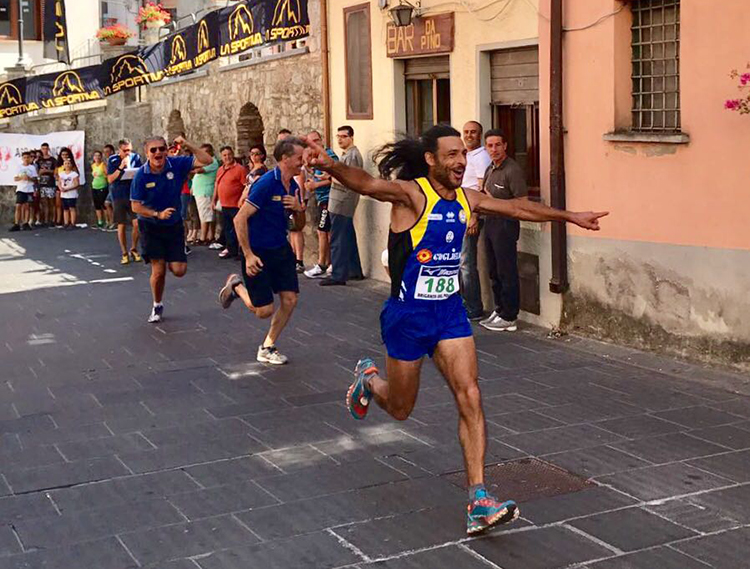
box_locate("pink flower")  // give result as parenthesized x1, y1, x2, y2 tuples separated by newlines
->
(725, 99, 742, 110)
(741, 73, 750, 86)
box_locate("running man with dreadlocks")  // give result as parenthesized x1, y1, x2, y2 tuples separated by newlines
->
(305, 125, 608, 535)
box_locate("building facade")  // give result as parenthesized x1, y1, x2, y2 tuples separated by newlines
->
(329, 0, 749, 369)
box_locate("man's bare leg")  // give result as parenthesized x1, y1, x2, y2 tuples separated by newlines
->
(367, 357, 423, 421)
(432, 336, 485, 486)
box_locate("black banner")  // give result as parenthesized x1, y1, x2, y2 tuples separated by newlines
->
(0, 0, 309, 120)
(43, 0, 70, 65)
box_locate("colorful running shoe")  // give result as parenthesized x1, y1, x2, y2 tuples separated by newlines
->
(346, 358, 377, 420)
(466, 490, 519, 535)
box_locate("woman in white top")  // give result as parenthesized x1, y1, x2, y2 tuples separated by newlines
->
(57, 158, 80, 229)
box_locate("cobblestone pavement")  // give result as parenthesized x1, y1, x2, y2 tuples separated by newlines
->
(1, 228, 748, 569)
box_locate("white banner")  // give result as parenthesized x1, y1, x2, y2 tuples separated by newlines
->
(0, 131, 86, 185)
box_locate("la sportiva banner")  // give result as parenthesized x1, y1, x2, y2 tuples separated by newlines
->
(0, 0, 309, 119)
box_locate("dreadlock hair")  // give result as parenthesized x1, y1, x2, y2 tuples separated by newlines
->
(374, 124, 461, 181)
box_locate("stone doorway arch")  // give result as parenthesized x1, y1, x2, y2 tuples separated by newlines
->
(236, 103, 264, 159)
(167, 109, 186, 142)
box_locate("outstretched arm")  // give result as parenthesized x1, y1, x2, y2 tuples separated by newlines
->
(468, 189, 608, 231)
(304, 139, 418, 206)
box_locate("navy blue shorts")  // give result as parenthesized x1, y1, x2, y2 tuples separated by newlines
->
(61, 198, 77, 210)
(15, 192, 31, 205)
(138, 220, 187, 264)
(241, 244, 299, 308)
(380, 295, 473, 361)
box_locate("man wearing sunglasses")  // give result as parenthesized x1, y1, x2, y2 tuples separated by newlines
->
(130, 136, 213, 323)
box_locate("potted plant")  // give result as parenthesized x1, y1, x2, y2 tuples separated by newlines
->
(95, 24, 134, 46)
(136, 2, 172, 29)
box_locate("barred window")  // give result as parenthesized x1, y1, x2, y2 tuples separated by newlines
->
(344, 3, 373, 120)
(631, 0, 680, 131)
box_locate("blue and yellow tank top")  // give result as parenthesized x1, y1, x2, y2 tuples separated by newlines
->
(388, 178, 472, 302)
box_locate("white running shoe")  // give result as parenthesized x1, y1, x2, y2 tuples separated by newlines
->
(148, 305, 164, 324)
(326, 265, 333, 276)
(208, 242, 223, 250)
(304, 264, 326, 279)
(257, 345, 288, 365)
(479, 310, 500, 328)
(482, 317, 518, 332)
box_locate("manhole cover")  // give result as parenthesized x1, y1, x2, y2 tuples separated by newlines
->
(443, 458, 593, 503)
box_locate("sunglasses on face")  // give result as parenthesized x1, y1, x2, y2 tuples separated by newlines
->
(148, 146, 167, 154)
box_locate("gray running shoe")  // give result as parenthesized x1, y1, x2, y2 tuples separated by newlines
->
(148, 305, 164, 324)
(482, 317, 518, 332)
(219, 274, 242, 309)
(479, 310, 500, 328)
(257, 345, 288, 365)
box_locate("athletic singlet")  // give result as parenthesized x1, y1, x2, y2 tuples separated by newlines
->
(388, 178, 472, 302)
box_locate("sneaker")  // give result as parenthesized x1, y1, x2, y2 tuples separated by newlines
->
(346, 358, 377, 420)
(482, 317, 518, 332)
(257, 345, 288, 365)
(208, 242, 223, 250)
(295, 262, 305, 274)
(147, 305, 164, 324)
(120, 254, 130, 265)
(219, 274, 242, 309)
(326, 265, 333, 276)
(22, 223, 32, 231)
(479, 310, 500, 328)
(304, 264, 326, 279)
(9, 224, 20, 232)
(130, 250, 142, 263)
(185, 245, 192, 256)
(34, 221, 42, 227)
(466, 490, 519, 535)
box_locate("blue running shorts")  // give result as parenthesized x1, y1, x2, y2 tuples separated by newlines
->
(380, 295, 473, 361)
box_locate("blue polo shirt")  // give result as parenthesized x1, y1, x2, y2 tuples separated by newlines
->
(108, 153, 142, 201)
(130, 156, 195, 226)
(247, 167, 299, 250)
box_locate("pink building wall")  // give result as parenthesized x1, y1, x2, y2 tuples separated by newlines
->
(539, 0, 750, 369)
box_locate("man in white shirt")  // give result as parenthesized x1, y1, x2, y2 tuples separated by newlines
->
(10, 151, 38, 232)
(460, 121, 492, 320)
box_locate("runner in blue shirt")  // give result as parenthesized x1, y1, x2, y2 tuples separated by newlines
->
(305, 125, 608, 536)
(218, 137, 306, 365)
(130, 135, 212, 324)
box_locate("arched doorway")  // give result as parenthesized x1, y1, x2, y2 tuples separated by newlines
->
(167, 110, 186, 142)
(236, 103, 264, 159)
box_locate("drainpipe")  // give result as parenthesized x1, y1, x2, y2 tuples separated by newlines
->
(320, 0, 332, 147)
(549, 0, 568, 294)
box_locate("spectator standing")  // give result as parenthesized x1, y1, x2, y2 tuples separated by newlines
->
(90, 151, 109, 228)
(31, 150, 43, 226)
(131, 136, 212, 323)
(58, 158, 80, 229)
(479, 129, 528, 332)
(36, 143, 57, 227)
(179, 147, 197, 253)
(218, 137, 306, 365)
(55, 148, 77, 227)
(102, 144, 116, 229)
(191, 143, 219, 245)
(320, 125, 364, 286)
(9, 151, 37, 231)
(108, 139, 143, 264)
(212, 146, 248, 260)
(304, 130, 338, 279)
(460, 121, 492, 320)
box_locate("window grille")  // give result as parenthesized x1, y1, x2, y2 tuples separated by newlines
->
(631, 0, 680, 131)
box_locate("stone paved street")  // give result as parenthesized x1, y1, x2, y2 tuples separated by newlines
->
(1, 229, 749, 569)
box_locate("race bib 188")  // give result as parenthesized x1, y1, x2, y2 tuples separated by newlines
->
(414, 265, 459, 300)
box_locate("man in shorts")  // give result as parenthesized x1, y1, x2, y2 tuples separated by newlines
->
(10, 151, 37, 231)
(103, 144, 116, 229)
(130, 136, 212, 323)
(303, 130, 338, 278)
(218, 137, 306, 365)
(305, 125, 608, 535)
(108, 138, 143, 264)
(36, 143, 57, 227)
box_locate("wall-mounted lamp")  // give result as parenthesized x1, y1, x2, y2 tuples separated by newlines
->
(389, 0, 419, 27)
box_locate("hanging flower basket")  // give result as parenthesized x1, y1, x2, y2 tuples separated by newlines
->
(95, 24, 134, 45)
(137, 3, 172, 28)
